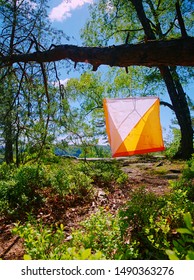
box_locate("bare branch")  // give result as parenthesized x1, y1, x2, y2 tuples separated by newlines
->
(160, 101, 174, 111)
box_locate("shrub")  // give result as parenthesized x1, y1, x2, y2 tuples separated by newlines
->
(166, 212, 194, 260)
(79, 161, 128, 187)
(15, 164, 48, 188)
(119, 187, 166, 259)
(0, 162, 15, 180)
(0, 164, 49, 216)
(172, 155, 194, 201)
(182, 155, 194, 180)
(47, 160, 128, 200)
(165, 128, 181, 158)
(12, 219, 105, 260)
(0, 180, 16, 215)
(49, 163, 94, 199)
(119, 186, 194, 260)
(68, 208, 123, 259)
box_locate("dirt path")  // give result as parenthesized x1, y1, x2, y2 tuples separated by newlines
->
(0, 158, 184, 259)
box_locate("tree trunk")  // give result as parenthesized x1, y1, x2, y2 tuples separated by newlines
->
(160, 67, 193, 159)
(4, 115, 14, 164)
(130, 0, 193, 159)
(3, 0, 16, 164)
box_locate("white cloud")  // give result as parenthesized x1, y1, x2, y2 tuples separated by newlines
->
(60, 78, 70, 85)
(49, 0, 93, 22)
(52, 78, 70, 87)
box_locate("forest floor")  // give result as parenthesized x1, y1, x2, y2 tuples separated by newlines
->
(0, 156, 185, 260)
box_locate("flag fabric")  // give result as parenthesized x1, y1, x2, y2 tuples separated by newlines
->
(103, 97, 165, 157)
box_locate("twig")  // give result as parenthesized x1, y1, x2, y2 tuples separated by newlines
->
(0, 236, 20, 259)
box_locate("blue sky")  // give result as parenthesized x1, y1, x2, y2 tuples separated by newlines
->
(47, 0, 193, 142)
(48, 0, 92, 44)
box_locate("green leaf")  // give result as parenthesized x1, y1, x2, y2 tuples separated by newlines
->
(165, 250, 179, 260)
(184, 212, 193, 230)
(60, 224, 64, 231)
(81, 248, 91, 260)
(186, 251, 194, 260)
(23, 254, 32, 260)
(177, 228, 193, 235)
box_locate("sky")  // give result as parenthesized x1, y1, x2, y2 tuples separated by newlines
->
(48, 0, 93, 43)
(49, 0, 93, 22)
(47, 0, 193, 143)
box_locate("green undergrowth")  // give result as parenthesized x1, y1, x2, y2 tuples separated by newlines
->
(13, 170, 194, 260)
(13, 184, 194, 260)
(3, 155, 194, 259)
(0, 155, 128, 218)
(12, 217, 105, 260)
(166, 212, 194, 260)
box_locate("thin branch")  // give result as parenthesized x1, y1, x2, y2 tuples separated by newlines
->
(108, 28, 144, 40)
(160, 100, 174, 111)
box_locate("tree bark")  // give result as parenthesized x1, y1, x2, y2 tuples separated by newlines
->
(130, 0, 193, 159)
(160, 66, 193, 158)
(3, 0, 17, 164)
(0, 37, 194, 68)
(4, 115, 14, 164)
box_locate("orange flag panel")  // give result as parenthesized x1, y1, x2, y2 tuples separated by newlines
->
(103, 97, 165, 157)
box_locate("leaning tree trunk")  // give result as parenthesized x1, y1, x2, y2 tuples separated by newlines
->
(160, 66, 193, 159)
(4, 0, 16, 164)
(130, 0, 193, 159)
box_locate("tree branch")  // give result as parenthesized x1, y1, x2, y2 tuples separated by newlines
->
(160, 101, 174, 111)
(0, 37, 193, 68)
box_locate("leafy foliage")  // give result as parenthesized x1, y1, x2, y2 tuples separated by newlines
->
(171, 155, 194, 201)
(0, 164, 48, 216)
(78, 160, 128, 188)
(0, 153, 128, 217)
(68, 208, 123, 259)
(49, 164, 93, 198)
(166, 212, 194, 260)
(165, 128, 182, 158)
(1, 155, 194, 260)
(12, 219, 105, 260)
(119, 183, 194, 259)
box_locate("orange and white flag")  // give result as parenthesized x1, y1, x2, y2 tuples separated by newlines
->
(103, 97, 165, 157)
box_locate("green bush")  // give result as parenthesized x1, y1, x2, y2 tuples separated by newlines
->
(12, 219, 105, 260)
(182, 155, 194, 180)
(0, 180, 16, 215)
(119, 186, 194, 260)
(47, 160, 128, 200)
(0, 162, 15, 180)
(0, 160, 96, 216)
(166, 212, 194, 260)
(15, 164, 48, 188)
(172, 155, 194, 201)
(49, 163, 94, 199)
(79, 161, 128, 187)
(68, 208, 124, 259)
(119, 187, 165, 259)
(12, 209, 131, 260)
(0, 164, 49, 216)
(165, 128, 181, 158)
